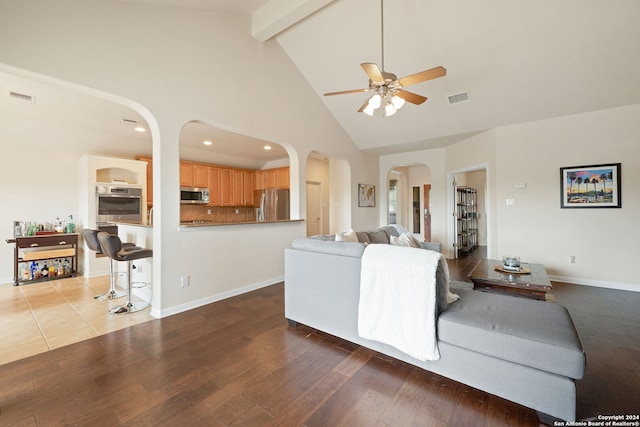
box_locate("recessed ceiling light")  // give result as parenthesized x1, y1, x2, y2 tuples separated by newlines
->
(264, 145, 272, 150)
(134, 126, 146, 133)
(203, 140, 213, 146)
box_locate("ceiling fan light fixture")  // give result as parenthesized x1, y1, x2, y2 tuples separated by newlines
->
(323, 0, 445, 117)
(384, 102, 397, 117)
(391, 94, 405, 110)
(368, 93, 382, 109)
(363, 103, 376, 116)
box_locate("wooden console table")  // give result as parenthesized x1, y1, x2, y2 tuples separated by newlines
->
(6, 233, 78, 286)
(468, 259, 552, 301)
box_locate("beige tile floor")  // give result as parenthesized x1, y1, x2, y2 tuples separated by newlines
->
(0, 275, 154, 366)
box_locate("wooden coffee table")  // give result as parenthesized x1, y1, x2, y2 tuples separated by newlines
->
(468, 259, 553, 301)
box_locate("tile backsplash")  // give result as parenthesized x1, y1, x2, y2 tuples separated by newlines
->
(181, 205, 256, 223)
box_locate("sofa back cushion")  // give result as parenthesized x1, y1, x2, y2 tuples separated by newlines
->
(291, 238, 365, 258)
(366, 229, 389, 244)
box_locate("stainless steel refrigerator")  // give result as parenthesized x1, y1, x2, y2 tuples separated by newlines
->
(255, 188, 290, 222)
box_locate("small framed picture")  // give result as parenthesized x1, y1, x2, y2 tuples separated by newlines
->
(358, 184, 375, 207)
(560, 163, 621, 208)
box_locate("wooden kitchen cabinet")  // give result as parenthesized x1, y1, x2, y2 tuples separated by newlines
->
(155, 158, 286, 208)
(276, 167, 289, 189)
(210, 167, 254, 206)
(180, 162, 192, 187)
(254, 170, 265, 191)
(219, 168, 232, 206)
(180, 162, 209, 188)
(136, 156, 153, 206)
(208, 167, 220, 205)
(255, 167, 289, 190)
(243, 170, 255, 206)
(231, 169, 243, 206)
(264, 169, 277, 188)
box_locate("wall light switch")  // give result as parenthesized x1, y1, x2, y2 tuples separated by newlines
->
(515, 182, 526, 189)
(181, 275, 190, 288)
(506, 198, 515, 206)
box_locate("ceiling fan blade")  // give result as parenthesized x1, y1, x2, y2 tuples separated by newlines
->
(398, 66, 446, 87)
(395, 89, 428, 105)
(357, 100, 370, 113)
(361, 63, 384, 83)
(324, 88, 369, 96)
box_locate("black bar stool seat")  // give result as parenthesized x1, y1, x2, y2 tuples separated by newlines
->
(97, 232, 152, 314)
(81, 229, 132, 300)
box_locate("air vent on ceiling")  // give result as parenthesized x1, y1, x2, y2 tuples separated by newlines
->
(448, 91, 471, 105)
(9, 91, 35, 103)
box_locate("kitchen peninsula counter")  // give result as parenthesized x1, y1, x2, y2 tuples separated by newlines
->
(113, 222, 153, 229)
(179, 219, 303, 229)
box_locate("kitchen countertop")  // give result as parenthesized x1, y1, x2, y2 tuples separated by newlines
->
(179, 219, 304, 228)
(112, 222, 153, 229)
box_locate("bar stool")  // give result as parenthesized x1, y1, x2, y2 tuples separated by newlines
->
(98, 232, 152, 314)
(81, 229, 128, 300)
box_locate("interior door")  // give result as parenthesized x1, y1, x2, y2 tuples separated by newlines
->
(306, 181, 322, 236)
(423, 184, 431, 242)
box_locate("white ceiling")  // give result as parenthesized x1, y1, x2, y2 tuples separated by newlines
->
(0, 68, 288, 168)
(274, 0, 640, 153)
(2, 0, 640, 161)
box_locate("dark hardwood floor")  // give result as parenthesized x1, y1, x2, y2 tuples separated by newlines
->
(1, 248, 638, 426)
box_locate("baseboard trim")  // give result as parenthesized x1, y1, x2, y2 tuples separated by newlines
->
(549, 275, 639, 293)
(153, 276, 284, 319)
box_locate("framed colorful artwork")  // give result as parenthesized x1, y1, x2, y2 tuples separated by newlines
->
(358, 184, 375, 207)
(560, 163, 621, 208)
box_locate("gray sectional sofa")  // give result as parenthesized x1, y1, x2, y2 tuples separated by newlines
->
(284, 226, 586, 423)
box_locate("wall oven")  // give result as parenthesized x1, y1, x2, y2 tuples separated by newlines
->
(96, 185, 143, 224)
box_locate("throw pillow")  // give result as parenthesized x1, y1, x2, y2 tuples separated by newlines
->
(394, 232, 422, 248)
(405, 232, 423, 248)
(335, 229, 358, 242)
(390, 235, 409, 247)
(356, 231, 371, 244)
(367, 229, 389, 244)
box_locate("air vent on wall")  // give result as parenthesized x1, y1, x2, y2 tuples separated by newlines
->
(9, 91, 35, 103)
(448, 91, 471, 105)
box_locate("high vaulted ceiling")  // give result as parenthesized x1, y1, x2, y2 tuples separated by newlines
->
(273, 0, 640, 153)
(2, 0, 640, 160)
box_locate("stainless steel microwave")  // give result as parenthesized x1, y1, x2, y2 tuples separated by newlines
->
(180, 187, 210, 204)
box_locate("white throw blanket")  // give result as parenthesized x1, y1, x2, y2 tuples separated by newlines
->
(357, 244, 459, 361)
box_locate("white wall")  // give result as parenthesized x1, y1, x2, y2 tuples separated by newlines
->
(495, 104, 639, 290)
(0, 146, 82, 284)
(0, 0, 379, 314)
(381, 105, 639, 291)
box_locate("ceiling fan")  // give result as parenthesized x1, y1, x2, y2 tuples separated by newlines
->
(323, 0, 446, 117)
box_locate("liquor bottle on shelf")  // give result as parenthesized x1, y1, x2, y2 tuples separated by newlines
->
(34, 263, 42, 279)
(21, 264, 31, 281)
(30, 261, 37, 280)
(41, 262, 49, 277)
